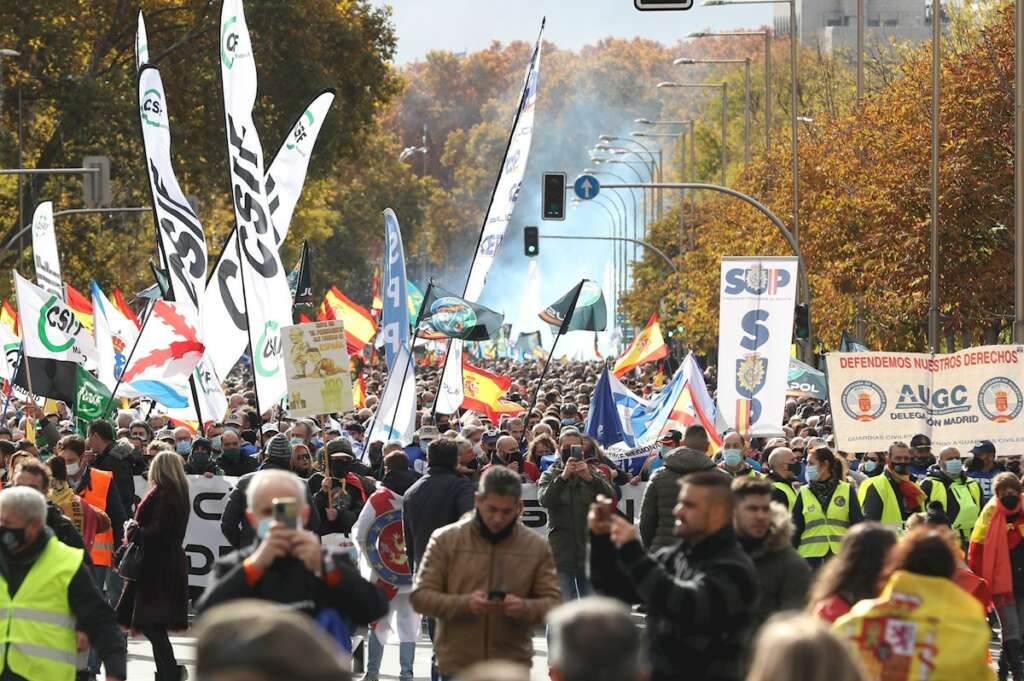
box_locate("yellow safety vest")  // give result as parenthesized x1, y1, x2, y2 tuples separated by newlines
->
(772, 481, 797, 510)
(858, 475, 908, 535)
(927, 476, 982, 543)
(0, 535, 82, 680)
(798, 482, 852, 558)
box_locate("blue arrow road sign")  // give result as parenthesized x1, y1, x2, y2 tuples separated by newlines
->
(574, 174, 600, 200)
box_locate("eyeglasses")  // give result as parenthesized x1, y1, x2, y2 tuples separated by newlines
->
(296, 454, 311, 460)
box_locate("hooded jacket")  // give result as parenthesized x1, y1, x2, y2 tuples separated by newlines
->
(639, 447, 716, 551)
(740, 503, 811, 626)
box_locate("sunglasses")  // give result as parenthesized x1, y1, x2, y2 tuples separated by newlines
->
(296, 454, 311, 460)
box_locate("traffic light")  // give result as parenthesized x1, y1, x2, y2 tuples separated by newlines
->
(524, 226, 539, 257)
(542, 172, 565, 220)
(794, 303, 810, 340)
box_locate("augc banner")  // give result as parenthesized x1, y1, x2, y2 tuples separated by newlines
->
(716, 257, 798, 434)
(827, 345, 1024, 452)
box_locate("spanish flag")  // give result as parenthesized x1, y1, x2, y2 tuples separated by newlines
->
(1, 301, 18, 336)
(113, 288, 141, 330)
(317, 286, 377, 355)
(63, 283, 94, 333)
(352, 372, 366, 409)
(462, 361, 525, 424)
(613, 314, 668, 377)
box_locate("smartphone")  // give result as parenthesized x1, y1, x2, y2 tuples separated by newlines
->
(272, 497, 299, 529)
(569, 444, 582, 460)
(488, 590, 507, 601)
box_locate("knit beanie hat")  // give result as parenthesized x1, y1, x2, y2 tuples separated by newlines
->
(266, 433, 292, 460)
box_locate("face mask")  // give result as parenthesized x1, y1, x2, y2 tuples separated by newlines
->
(290, 438, 304, 447)
(66, 461, 81, 477)
(221, 447, 241, 462)
(862, 460, 879, 474)
(892, 462, 909, 475)
(330, 461, 351, 478)
(945, 459, 963, 476)
(659, 445, 672, 457)
(786, 461, 802, 477)
(256, 518, 273, 539)
(722, 449, 743, 467)
(0, 525, 27, 554)
(1002, 495, 1020, 511)
(311, 438, 323, 450)
(805, 465, 820, 482)
(176, 441, 191, 456)
(912, 456, 932, 468)
(191, 451, 211, 465)
(211, 436, 222, 451)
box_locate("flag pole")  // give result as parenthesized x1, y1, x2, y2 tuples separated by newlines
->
(101, 303, 156, 419)
(11, 273, 35, 400)
(525, 280, 584, 430)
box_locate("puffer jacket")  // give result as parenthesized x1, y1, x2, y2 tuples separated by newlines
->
(537, 460, 615, 572)
(640, 447, 715, 551)
(741, 503, 811, 627)
(410, 515, 561, 676)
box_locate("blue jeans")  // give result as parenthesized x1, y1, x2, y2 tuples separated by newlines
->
(366, 631, 415, 677)
(557, 570, 592, 602)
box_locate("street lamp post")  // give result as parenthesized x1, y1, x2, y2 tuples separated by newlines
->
(657, 81, 727, 187)
(929, 0, 941, 352)
(598, 135, 663, 218)
(673, 57, 751, 165)
(633, 122, 694, 246)
(689, 30, 770, 154)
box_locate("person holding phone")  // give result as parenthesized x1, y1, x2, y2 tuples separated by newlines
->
(538, 429, 614, 601)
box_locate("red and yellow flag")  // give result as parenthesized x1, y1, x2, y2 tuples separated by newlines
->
(462, 361, 525, 425)
(113, 288, 141, 330)
(613, 314, 668, 377)
(317, 286, 377, 355)
(352, 372, 366, 409)
(370, 264, 383, 319)
(1, 301, 18, 336)
(63, 283, 94, 333)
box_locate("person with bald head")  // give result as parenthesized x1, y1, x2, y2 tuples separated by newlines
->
(482, 434, 540, 483)
(766, 447, 801, 510)
(919, 446, 982, 546)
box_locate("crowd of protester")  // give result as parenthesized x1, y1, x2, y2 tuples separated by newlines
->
(0, 356, 1015, 680)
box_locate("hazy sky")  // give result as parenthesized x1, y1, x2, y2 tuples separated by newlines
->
(369, 0, 771, 63)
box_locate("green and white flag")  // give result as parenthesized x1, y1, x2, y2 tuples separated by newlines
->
(539, 280, 607, 334)
(74, 366, 111, 432)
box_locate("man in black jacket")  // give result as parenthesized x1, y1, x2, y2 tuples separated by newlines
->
(590, 471, 760, 681)
(85, 420, 133, 516)
(308, 439, 376, 536)
(220, 434, 320, 549)
(197, 469, 388, 627)
(403, 438, 475, 572)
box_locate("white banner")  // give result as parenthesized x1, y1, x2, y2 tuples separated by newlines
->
(716, 257, 798, 434)
(282, 320, 353, 417)
(138, 66, 209, 322)
(219, 0, 291, 408)
(463, 25, 542, 302)
(135, 10, 148, 71)
(15, 271, 96, 364)
(203, 89, 335, 382)
(134, 474, 646, 588)
(827, 345, 1024, 452)
(368, 345, 417, 446)
(435, 339, 464, 415)
(31, 202, 62, 299)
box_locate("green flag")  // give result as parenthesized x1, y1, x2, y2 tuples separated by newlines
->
(74, 366, 111, 434)
(539, 280, 607, 334)
(417, 284, 505, 341)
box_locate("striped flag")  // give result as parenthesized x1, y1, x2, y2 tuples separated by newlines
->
(63, 283, 94, 333)
(613, 314, 668, 377)
(317, 286, 377, 354)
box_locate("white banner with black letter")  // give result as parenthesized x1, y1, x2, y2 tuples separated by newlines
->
(716, 257, 798, 435)
(31, 201, 62, 299)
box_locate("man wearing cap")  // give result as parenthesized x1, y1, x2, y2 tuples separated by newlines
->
(345, 421, 367, 459)
(639, 425, 716, 552)
(908, 434, 935, 478)
(635, 430, 681, 484)
(966, 440, 1002, 505)
(220, 434, 320, 550)
(480, 430, 501, 461)
(310, 439, 376, 535)
(765, 446, 801, 510)
(406, 426, 440, 475)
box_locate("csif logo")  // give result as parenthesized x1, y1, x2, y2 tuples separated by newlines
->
(255, 320, 281, 378)
(285, 110, 314, 152)
(141, 87, 166, 128)
(38, 296, 81, 353)
(220, 15, 250, 69)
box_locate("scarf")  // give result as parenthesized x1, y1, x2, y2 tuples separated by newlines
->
(809, 478, 839, 509)
(474, 511, 516, 545)
(890, 469, 925, 512)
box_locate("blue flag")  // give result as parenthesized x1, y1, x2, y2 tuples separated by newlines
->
(585, 368, 629, 448)
(380, 208, 410, 371)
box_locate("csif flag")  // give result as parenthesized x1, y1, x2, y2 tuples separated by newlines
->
(417, 284, 504, 342)
(13, 272, 97, 404)
(135, 10, 149, 71)
(31, 202, 62, 299)
(613, 314, 668, 377)
(287, 240, 313, 305)
(539, 280, 607, 334)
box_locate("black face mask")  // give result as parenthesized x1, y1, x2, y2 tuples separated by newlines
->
(0, 525, 27, 554)
(911, 456, 933, 468)
(330, 461, 351, 478)
(191, 451, 211, 465)
(1003, 495, 1021, 511)
(892, 463, 909, 475)
(220, 447, 241, 463)
(786, 461, 802, 477)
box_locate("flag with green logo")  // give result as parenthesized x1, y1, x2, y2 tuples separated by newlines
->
(417, 284, 504, 341)
(539, 279, 607, 334)
(74, 366, 111, 434)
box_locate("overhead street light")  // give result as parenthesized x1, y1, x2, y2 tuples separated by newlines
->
(657, 81, 728, 186)
(674, 57, 751, 164)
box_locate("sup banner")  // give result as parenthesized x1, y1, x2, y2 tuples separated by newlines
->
(281, 320, 353, 417)
(135, 474, 646, 588)
(716, 257, 799, 434)
(826, 345, 1024, 452)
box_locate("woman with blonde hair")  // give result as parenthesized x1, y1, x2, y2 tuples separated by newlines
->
(116, 452, 190, 681)
(747, 612, 866, 681)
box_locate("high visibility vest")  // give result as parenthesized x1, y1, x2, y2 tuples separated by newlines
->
(772, 481, 797, 510)
(927, 476, 982, 543)
(79, 468, 114, 567)
(858, 475, 906, 536)
(0, 535, 82, 680)
(798, 482, 852, 558)
(718, 464, 764, 480)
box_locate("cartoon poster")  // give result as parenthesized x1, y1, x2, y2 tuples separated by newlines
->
(281, 320, 353, 417)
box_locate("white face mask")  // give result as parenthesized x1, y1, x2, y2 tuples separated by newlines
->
(66, 461, 81, 477)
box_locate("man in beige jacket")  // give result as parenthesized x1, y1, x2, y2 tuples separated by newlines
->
(411, 466, 561, 679)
